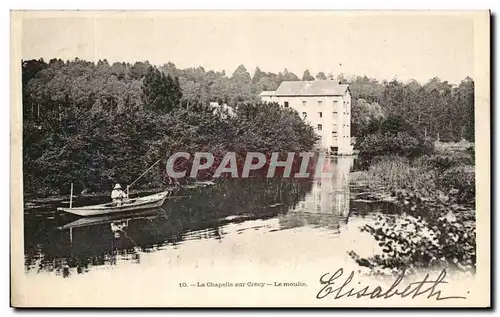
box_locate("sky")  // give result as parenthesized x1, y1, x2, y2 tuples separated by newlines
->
(20, 11, 477, 84)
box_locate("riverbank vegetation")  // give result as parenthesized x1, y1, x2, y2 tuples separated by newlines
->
(350, 112, 476, 274)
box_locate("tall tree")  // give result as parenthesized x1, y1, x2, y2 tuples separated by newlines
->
(315, 72, 327, 80)
(252, 66, 265, 84)
(228, 64, 253, 105)
(302, 69, 314, 81)
(130, 61, 151, 79)
(142, 66, 183, 113)
(110, 62, 127, 80)
(457, 77, 475, 141)
(278, 69, 300, 83)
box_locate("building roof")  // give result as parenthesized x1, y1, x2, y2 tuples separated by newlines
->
(274, 81, 349, 96)
(259, 90, 276, 96)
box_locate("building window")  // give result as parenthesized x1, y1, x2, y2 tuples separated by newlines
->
(333, 111, 338, 115)
(318, 100, 323, 106)
(302, 101, 307, 106)
(333, 100, 338, 104)
(302, 112, 307, 118)
(284, 101, 289, 107)
(317, 124, 323, 131)
(319, 112, 323, 118)
(332, 131, 337, 135)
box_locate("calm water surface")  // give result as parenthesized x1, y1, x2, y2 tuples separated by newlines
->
(24, 157, 399, 280)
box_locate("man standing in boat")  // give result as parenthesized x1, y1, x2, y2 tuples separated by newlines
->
(111, 184, 127, 206)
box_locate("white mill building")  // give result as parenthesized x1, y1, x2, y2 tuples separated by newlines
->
(259, 80, 353, 155)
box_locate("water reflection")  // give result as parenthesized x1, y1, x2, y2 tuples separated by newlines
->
(279, 157, 353, 231)
(24, 177, 312, 276)
(24, 157, 386, 279)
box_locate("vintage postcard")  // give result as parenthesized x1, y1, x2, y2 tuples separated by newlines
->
(10, 10, 490, 307)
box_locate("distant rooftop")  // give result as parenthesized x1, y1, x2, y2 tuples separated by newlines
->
(274, 81, 349, 96)
(210, 102, 236, 118)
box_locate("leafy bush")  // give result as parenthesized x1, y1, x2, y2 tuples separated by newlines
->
(364, 156, 440, 197)
(234, 102, 319, 153)
(467, 145, 475, 164)
(436, 166, 475, 206)
(357, 132, 432, 159)
(349, 208, 476, 275)
(424, 153, 474, 172)
(355, 115, 433, 162)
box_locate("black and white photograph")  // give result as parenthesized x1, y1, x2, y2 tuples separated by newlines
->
(10, 10, 490, 307)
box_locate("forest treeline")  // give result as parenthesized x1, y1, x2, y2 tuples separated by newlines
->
(22, 58, 474, 196)
(22, 58, 319, 196)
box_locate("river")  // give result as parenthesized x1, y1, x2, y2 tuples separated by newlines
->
(22, 157, 406, 305)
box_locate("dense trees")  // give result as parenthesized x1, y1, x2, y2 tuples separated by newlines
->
(349, 76, 475, 143)
(142, 66, 182, 113)
(21, 57, 475, 196)
(21, 58, 317, 196)
(22, 59, 475, 144)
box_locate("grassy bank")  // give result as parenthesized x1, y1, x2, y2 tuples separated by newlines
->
(349, 148, 476, 275)
(363, 152, 474, 206)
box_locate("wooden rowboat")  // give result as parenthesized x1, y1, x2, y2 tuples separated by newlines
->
(58, 209, 166, 230)
(57, 191, 170, 217)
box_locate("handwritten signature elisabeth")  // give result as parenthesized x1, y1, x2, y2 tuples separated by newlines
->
(317, 268, 467, 300)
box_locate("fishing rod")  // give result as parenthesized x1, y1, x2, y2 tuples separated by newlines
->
(126, 158, 163, 197)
